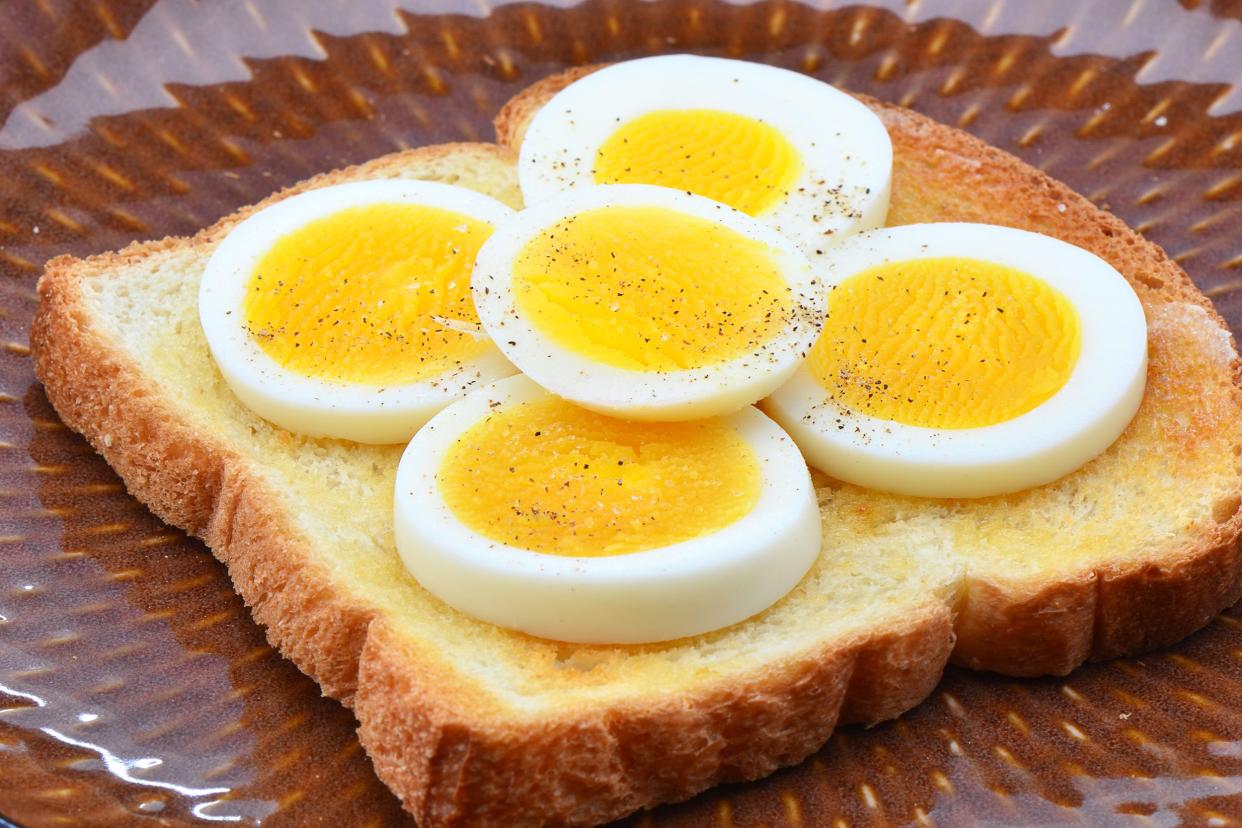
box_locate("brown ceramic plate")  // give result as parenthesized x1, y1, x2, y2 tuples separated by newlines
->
(2, 1, 1242, 825)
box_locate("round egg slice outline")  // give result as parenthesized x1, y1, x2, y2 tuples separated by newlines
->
(765, 222, 1149, 499)
(393, 374, 822, 644)
(517, 54, 893, 259)
(471, 183, 827, 421)
(199, 179, 518, 444)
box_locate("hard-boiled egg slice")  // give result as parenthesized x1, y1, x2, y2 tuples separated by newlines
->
(472, 184, 825, 420)
(199, 179, 518, 444)
(518, 54, 892, 257)
(394, 375, 821, 644)
(765, 223, 1148, 498)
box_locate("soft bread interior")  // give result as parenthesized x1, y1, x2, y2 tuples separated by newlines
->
(70, 144, 956, 715)
(69, 117, 1242, 709)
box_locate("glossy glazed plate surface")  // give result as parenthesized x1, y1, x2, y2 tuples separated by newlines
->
(2, 1, 1242, 825)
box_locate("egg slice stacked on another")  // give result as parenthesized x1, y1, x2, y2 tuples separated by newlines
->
(518, 54, 893, 258)
(199, 55, 1150, 645)
(199, 180, 518, 443)
(765, 223, 1148, 498)
(472, 184, 825, 419)
(394, 375, 820, 643)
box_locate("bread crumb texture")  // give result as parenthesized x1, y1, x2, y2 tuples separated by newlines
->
(30, 82, 1242, 827)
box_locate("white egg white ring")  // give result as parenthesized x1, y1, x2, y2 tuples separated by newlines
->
(199, 180, 518, 444)
(393, 375, 822, 644)
(472, 184, 826, 421)
(765, 223, 1149, 499)
(518, 54, 892, 257)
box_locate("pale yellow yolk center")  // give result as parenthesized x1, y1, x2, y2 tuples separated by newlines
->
(593, 109, 802, 216)
(243, 203, 492, 386)
(511, 206, 792, 372)
(439, 397, 762, 557)
(808, 257, 1081, 429)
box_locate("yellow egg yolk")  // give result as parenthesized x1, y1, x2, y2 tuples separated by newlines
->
(511, 206, 793, 372)
(593, 109, 802, 216)
(439, 397, 762, 556)
(808, 257, 1081, 429)
(243, 203, 493, 386)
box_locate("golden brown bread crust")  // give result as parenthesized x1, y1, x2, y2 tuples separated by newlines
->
(30, 68, 1242, 824)
(494, 64, 600, 148)
(356, 606, 952, 826)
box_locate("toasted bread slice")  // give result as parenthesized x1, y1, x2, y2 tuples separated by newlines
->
(32, 141, 957, 827)
(498, 67, 1242, 675)
(30, 70, 1242, 826)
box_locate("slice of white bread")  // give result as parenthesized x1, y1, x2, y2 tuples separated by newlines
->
(498, 68, 1242, 675)
(30, 70, 1242, 825)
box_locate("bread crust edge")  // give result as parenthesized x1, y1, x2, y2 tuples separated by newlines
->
(31, 141, 956, 827)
